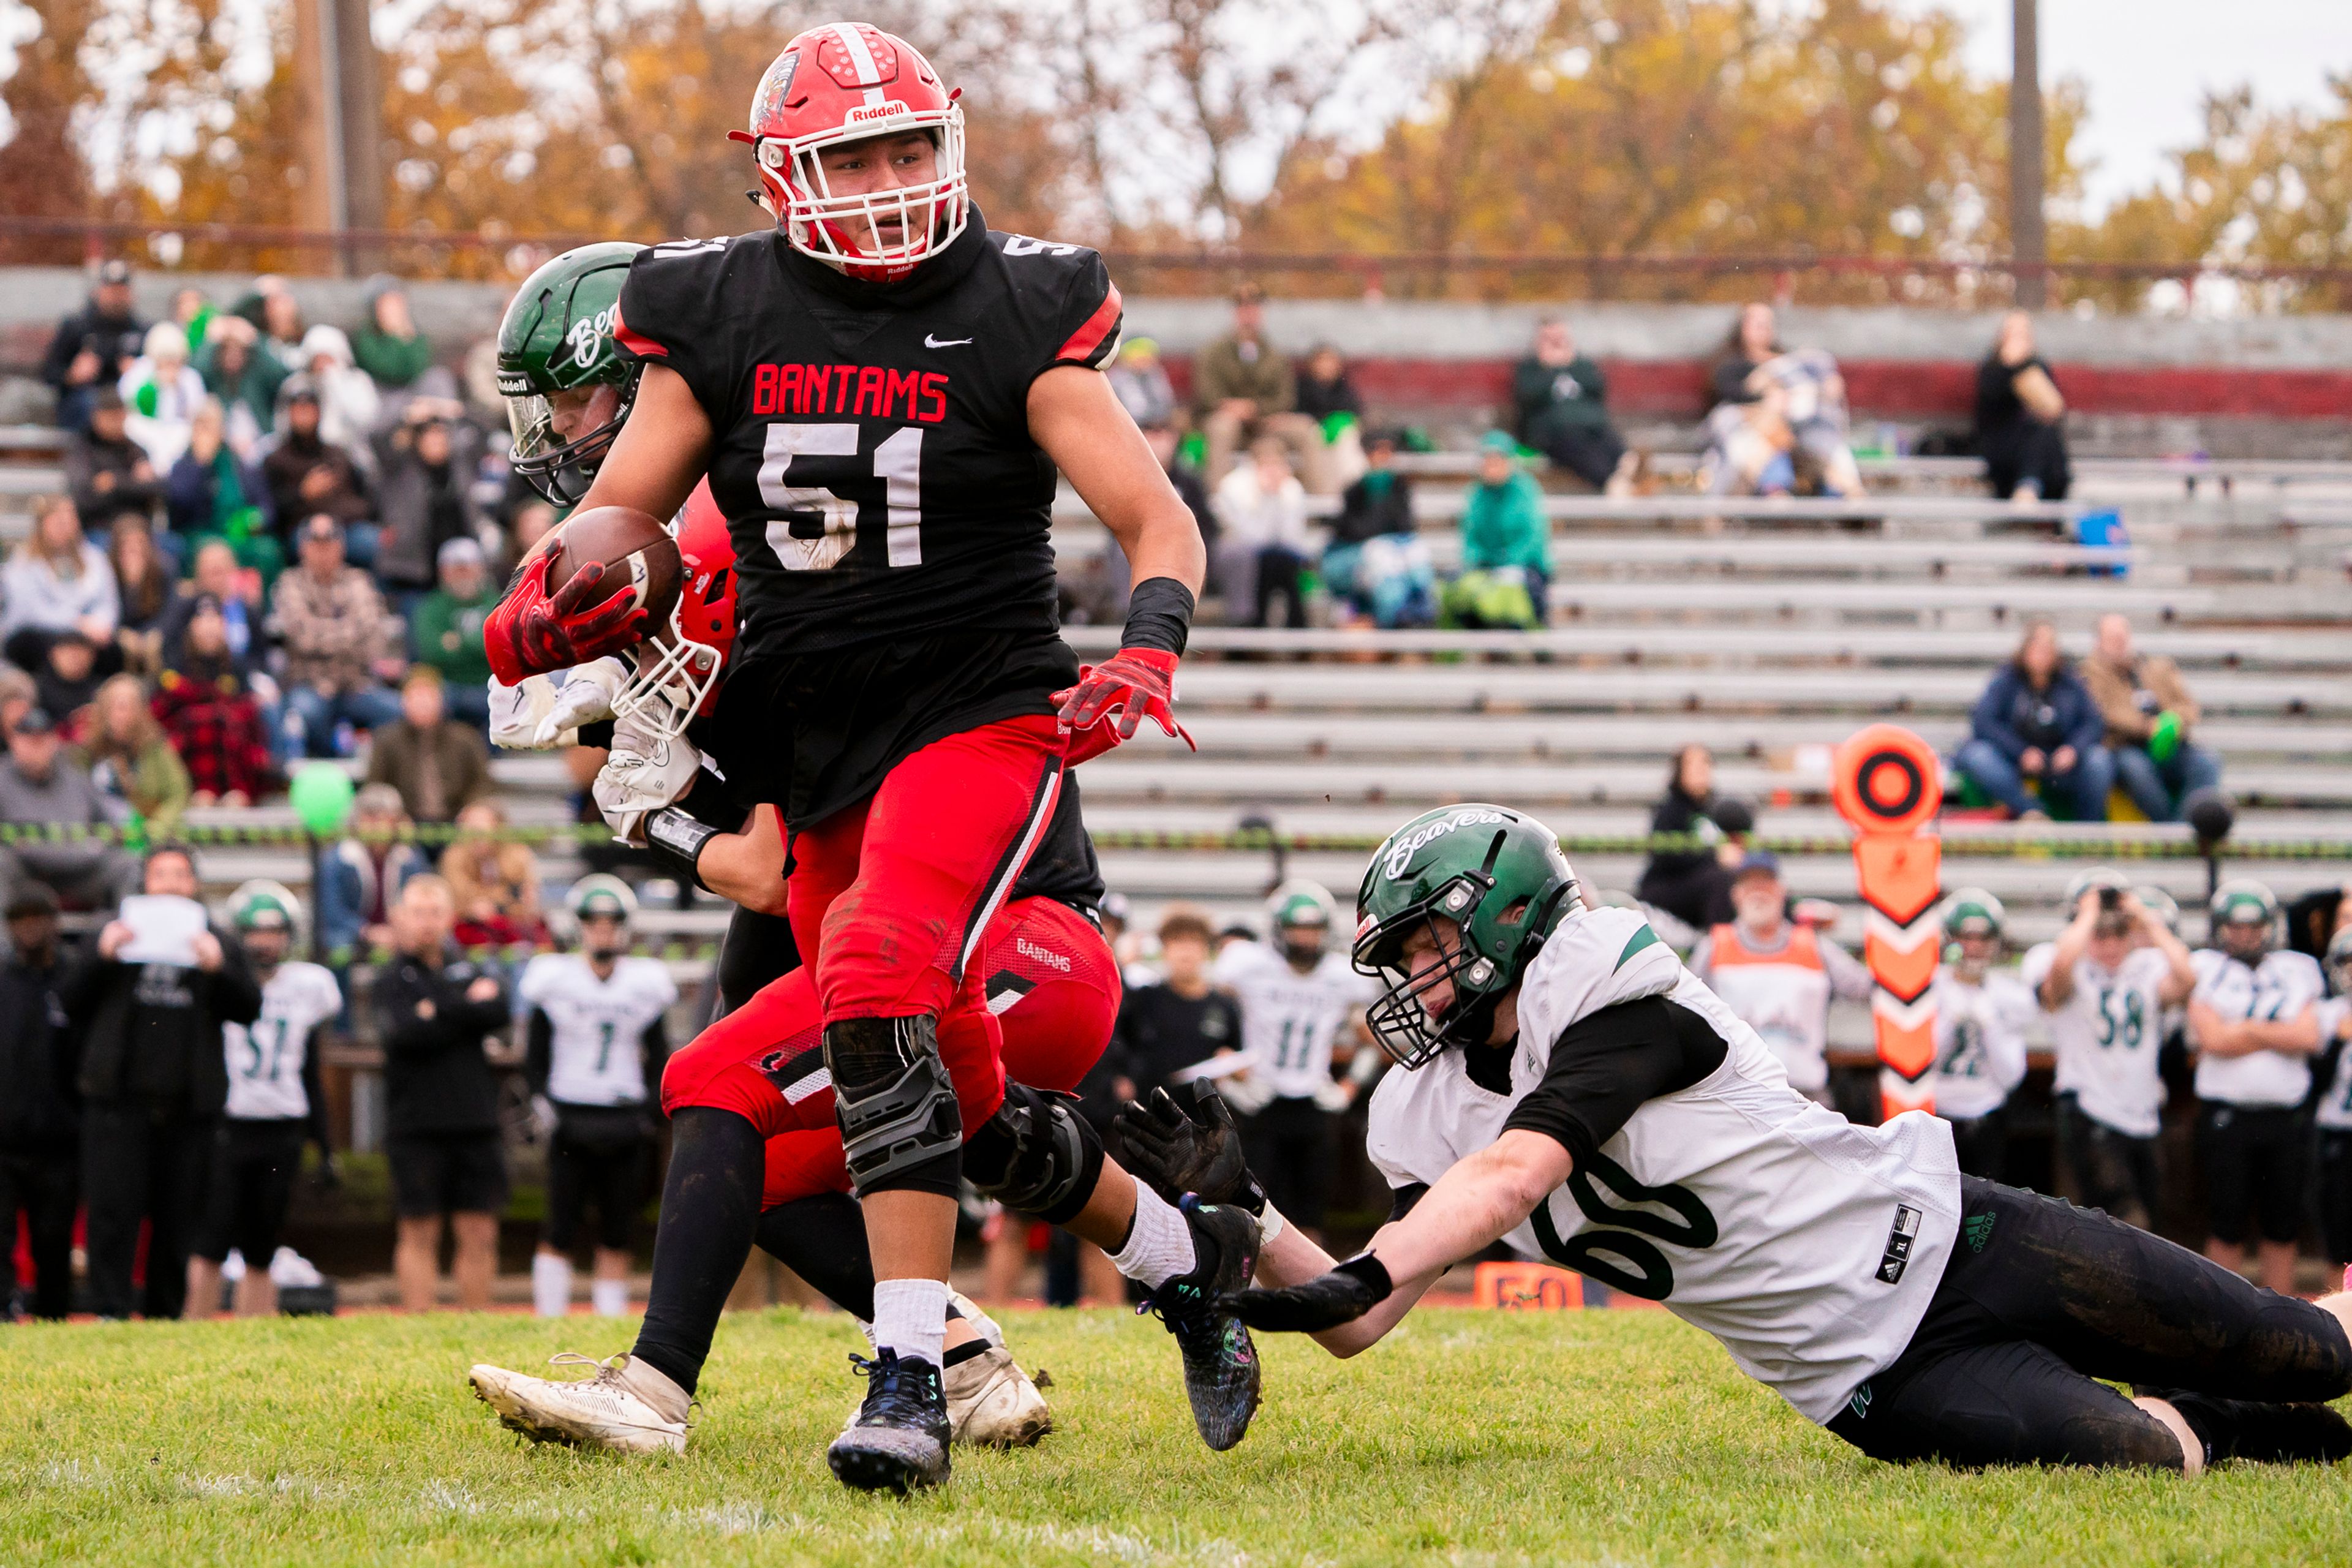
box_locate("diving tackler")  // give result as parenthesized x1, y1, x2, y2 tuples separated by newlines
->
(1831, 725, 1943, 1120)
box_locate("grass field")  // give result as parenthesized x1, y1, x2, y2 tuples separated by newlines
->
(6, 1305, 2348, 1566)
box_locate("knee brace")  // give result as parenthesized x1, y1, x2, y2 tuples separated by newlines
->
(824, 1016, 961, 1198)
(963, 1081, 1104, 1226)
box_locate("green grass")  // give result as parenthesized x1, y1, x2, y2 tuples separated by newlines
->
(5, 1306, 2348, 1566)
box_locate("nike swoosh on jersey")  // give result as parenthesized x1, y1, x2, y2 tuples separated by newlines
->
(924, 333, 974, 347)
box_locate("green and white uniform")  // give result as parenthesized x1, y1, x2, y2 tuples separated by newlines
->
(1924, 968, 2034, 1121)
(2019, 943, 2171, 1138)
(1365, 905, 1961, 1424)
(222, 962, 342, 1121)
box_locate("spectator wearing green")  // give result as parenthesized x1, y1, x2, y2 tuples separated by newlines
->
(410, 536, 496, 733)
(1510, 317, 1628, 491)
(194, 317, 285, 449)
(352, 279, 434, 390)
(165, 400, 285, 596)
(1442, 432, 1550, 631)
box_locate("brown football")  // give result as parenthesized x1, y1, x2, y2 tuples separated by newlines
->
(548, 505, 682, 628)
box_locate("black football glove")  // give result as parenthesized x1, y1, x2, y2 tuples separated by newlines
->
(1219, 1254, 1394, 1333)
(1114, 1082, 1267, 1214)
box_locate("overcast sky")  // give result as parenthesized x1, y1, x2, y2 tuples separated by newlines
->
(1911, 0, 2351, 215)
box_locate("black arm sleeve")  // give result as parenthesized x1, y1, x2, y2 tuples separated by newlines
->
(639, 1015, 670, 1099)
(524, 1009, 553, 1096)
(300, 1037, 331, 1154)
(1387, 1182, 1429, 1224)
(1501, 997, 1728, 1164)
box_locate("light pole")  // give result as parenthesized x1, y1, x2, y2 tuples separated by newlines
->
(2010, 0, 2047, 309)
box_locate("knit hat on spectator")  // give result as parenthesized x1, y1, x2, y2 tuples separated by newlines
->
(280, 374, 321, 408)
(1479, 430, 1517, 457)
(299, 515, 342, 545)
(6, 882, 60, 920)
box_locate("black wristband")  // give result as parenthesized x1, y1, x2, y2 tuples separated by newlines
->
(1334, 1251, 1395, 1303)
(1120, 576, 1195, 656)
(644, 808, 718, 893)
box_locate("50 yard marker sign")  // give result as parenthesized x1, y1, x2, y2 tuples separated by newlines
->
(1831, 725, 1942, 1121)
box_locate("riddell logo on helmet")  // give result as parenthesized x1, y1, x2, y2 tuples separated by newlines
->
(845, 100, 912, 126)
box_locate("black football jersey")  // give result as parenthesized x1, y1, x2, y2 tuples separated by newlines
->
(616, 211, 1119, 821)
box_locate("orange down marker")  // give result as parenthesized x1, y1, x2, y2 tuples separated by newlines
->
(1831, 725, 1944, 1119)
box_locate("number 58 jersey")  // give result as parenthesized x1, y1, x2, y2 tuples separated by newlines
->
(1366, 905, 1961, 1426)
(615, 214, 1118, 821)
(2019, 943, 2173, 1138)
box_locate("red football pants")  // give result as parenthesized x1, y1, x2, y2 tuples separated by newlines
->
(662, 714, 1065, 1140)
(760, 896, 1123, 1207)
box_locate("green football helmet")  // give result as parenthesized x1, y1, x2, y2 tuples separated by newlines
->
(2209, 878, 2278, 962)
(1353, 804, 1580, 1070)
(497, 241, 645, 505)
(1267, 878, 1336, 965)
(568, 873, 638, 925)
(1940, 887, 2005, 941)
(2326, 924, 2352, 997)
(228, 878, 303, 933)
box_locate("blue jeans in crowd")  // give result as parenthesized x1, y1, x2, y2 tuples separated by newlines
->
(2109, 741, 2221, 823)
(284, 683, 404, 759)
(1953, 736, 2114, 821)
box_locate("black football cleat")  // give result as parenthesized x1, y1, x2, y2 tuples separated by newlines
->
(1142, 1195, 1263, 1452)
(2133, 1385, 2352, 1466)
(827, 1350, 952, 1493)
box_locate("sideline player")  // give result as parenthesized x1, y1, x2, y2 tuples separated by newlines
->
(1686, 850, 1872, 1107)
(1209, 882, 1376, 1242)
(2025, 869, 2196, 1230)
(187, 883, 341, 1319)
(519, 875, 677, 1319)
(496, 24, 1248, 1491)
(2187, 880, 2323, 1295)
(1925, 889, 2032, 1181)
(2315, 927, 2352, 1285)
(1128, 804, 2352, 1472)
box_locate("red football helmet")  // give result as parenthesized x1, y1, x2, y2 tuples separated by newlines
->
(729, 23, 968, 282)
(609, 480, 737, 741)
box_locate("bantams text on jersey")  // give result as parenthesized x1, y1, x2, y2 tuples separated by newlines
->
(614, 211, 1121, 823)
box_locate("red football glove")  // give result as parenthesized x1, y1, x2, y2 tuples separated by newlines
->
(1054, 647, 1195, 761)
(483, 549, 651, 686)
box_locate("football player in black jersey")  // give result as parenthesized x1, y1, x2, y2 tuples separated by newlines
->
(480, 123, 1256, 1482)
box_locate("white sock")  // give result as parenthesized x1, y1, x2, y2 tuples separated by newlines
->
(870, 1278, 950, 1369)
(590, 1278, 630, 1317)
(1110, 1184, 1198, 1289)
(531, 1253, 573, 1318)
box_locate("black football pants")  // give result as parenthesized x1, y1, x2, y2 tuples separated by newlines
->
(0, 1149, 78, 1319)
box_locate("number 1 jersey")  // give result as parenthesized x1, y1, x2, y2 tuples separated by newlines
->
(614, 214, 1120, 821)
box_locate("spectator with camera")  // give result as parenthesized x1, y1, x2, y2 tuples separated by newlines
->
(0, 883, 79, 1321)
(377, 874, 511, 1312)
(1953, 620, 2113, 821)
(43, 260, 149, 432)
(2082, 612, 2222, 823)
(1512, 317, 1629, 491)
(1927, 889, 2033, 1180)
(1635, 745, 1747, 935)
(2025, 870, 2195, 1231)
(65, 843, 262, 1319)
(2188, 880, 2323, 1294)
(1689, 851, 1872, 1106)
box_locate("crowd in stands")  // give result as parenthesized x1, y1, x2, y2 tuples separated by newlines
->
(6, 262, 559, 852)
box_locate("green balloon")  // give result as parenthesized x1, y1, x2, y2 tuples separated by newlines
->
(289, 763, 355, 837)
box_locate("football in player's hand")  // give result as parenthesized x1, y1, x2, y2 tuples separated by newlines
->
(549, 506, 684, 628)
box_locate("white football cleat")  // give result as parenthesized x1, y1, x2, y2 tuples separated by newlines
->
(468, 1352, 689, 1455)
(945, 1342, 1053, 1449)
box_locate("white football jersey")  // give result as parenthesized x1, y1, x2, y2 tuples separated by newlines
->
(2021, 943, 2173, 1138)
(2314, 998, 2352, 1132)
(518, 952, 679, 1107)
(1366, 906, 1961, 1426)
(1212, 940, 1376, 1101)
(2190, 947, 2324, 1108)
(222, 962, 342, 1121)
(1926, 968, 2034, 1121)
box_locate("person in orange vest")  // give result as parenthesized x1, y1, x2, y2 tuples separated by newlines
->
(1687, 851, 1872, 1106)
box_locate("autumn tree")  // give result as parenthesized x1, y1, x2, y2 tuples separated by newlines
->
(0, 0, 102, 263)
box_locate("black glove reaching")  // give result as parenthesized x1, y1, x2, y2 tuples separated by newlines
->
(1219, 1254, 1395, 1333)
(1114, 1082, 1267, 1214)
